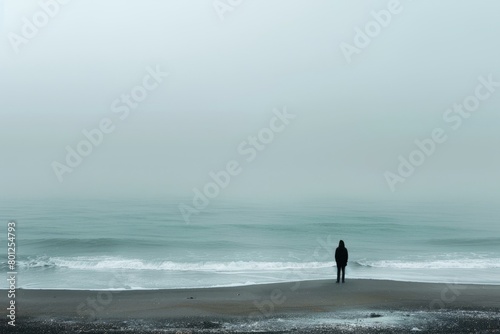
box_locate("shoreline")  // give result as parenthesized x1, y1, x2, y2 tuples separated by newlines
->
(9, 275, 500, 291)
(2, 279, 500, 333)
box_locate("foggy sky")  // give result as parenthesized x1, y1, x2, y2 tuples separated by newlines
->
(1, 0, 499, 202)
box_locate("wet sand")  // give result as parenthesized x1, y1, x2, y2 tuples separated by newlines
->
(2, 279, 500, 333)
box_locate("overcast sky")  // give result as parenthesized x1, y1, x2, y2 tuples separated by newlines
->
(1, 0, 499, 202)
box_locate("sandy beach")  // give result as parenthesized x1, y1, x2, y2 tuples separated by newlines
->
(2, 279, 499, 333)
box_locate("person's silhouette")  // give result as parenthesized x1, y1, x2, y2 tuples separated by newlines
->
(335, 240, 348, 283)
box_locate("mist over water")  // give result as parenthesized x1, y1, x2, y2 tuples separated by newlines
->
(1, 1, 500, 202)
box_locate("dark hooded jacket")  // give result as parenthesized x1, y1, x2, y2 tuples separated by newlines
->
(335, 240, 348, 267)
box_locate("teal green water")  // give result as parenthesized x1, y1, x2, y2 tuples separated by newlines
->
(1, 199, 499, 289)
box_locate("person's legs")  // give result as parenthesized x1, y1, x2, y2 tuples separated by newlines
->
(341, 266, 345, 283)
(336, 265, 340, 283)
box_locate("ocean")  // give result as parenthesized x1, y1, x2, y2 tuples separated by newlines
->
(1, 198, 499, 290)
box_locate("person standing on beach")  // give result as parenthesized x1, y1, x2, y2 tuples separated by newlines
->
(335, 240, 348, 283)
